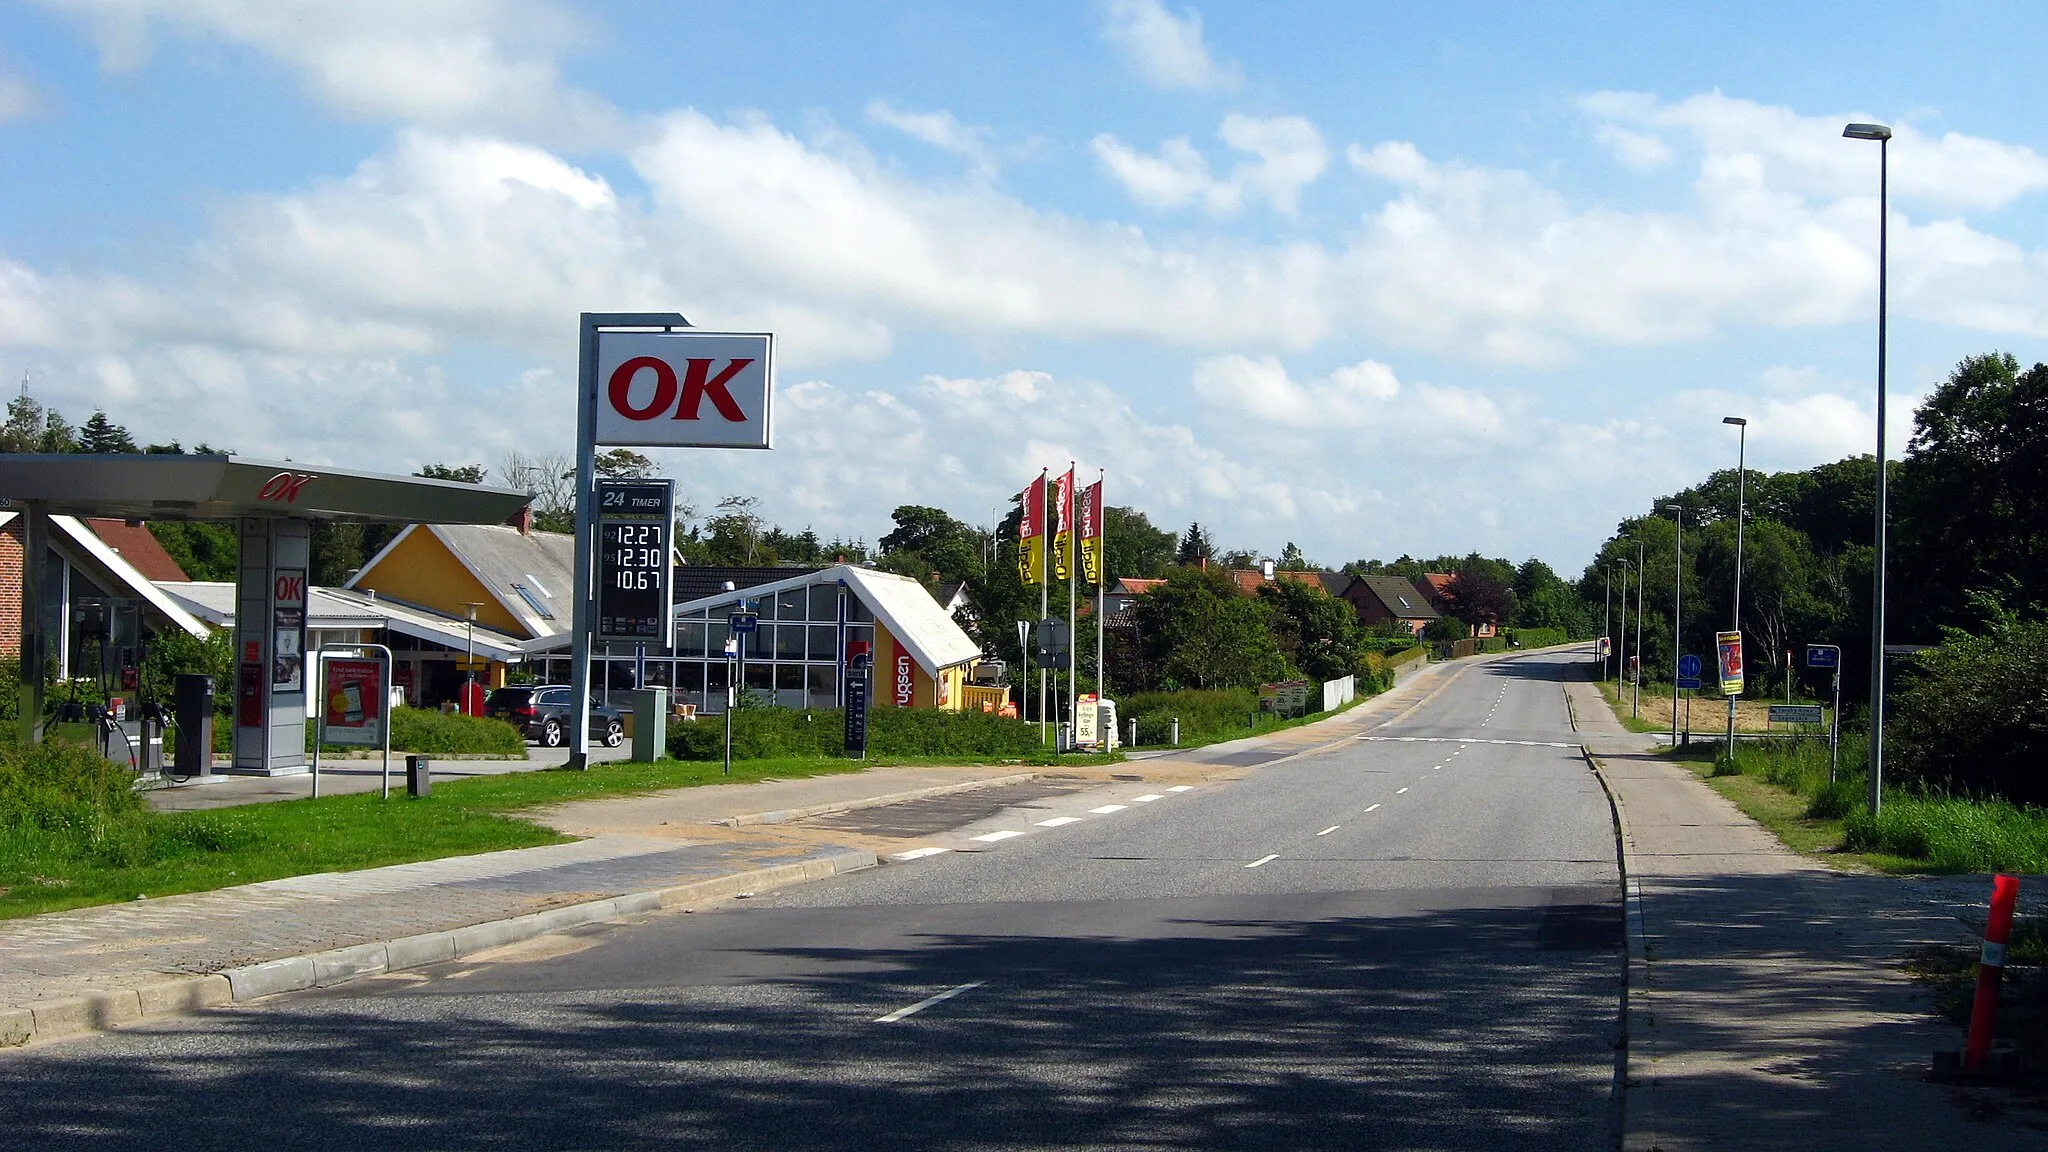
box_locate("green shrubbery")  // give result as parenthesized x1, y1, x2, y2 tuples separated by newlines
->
(2, 740, 154, 880)
(1887, 615, 2048, 806)
(303, 708, 527, 756)
(1120, 688, 1267, 746)
(1508, 627, 1568, 649)
(666, 707, 1044, 761)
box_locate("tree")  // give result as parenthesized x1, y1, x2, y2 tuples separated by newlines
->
(78, 410, 139, 454)
(497, 450, 574, 532)
(1132, 566, 1287, 690)
(1889, 611, 2048, 805)
(148, 521, 239, 582)
(1104, 506, 1176, 580)
(417, 463, 488, 483)
(879, 505, 980, 578)
(1175, 522, 1215, 567)
(0, 392, 75, 453)
(704, 494, 774, 565)
(1440, 568, 1515, 630)
(594, 448, 655, 479)
(1277, 542, 1314, 571)
(1259, 578, 1363, 681)
(310, 521, 366, 586)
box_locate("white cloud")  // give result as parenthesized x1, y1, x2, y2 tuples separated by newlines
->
(1190, 354, 1401, 426)
(1582, 90, 2048, 209)
(39, 0, 619, 142)
(1098, 0, 1241, 91)
(864, 100, 1000, 179)
(1093, 113, 1327, 215)
(1593, 124, 1671, 171)
(0, 69, 39, 122)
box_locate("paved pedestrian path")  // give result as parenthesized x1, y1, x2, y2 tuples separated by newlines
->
(1566, 674, 2048, 1148)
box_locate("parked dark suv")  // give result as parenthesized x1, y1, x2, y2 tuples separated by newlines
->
(485, 684, 625, 748)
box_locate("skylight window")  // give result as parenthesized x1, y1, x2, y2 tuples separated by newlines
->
(511, 583, 554, 620)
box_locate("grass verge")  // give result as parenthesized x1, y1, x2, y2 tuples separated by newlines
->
(1126, 691, 1373, 754)
(1, 749, 1120, 921)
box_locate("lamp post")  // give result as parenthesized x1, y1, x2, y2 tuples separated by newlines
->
(1602, 566, 1613, 680)
(1845, 120, 1892, 817)
(462, 602, 483, 716)
(1662, 503, 1683, 747)
(1722, 416, 1747, 755)
(1633, 535, 1646, 717)
(1615, 560, 1629, 689)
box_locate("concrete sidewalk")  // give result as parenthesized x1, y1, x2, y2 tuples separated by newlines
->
(1565, 674, 2048, 1148)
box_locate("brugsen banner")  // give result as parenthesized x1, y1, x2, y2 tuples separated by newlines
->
(596, 479, 674, 646)
(595, 331, 774, 449)
(1717, 630, 1745, 696)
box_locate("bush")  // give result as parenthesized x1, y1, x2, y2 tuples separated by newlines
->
(1888, 617, 2048, 805)
(1843, 795, 2048, 873)
(1121, 688, 1263, 745)
(305, 708, 527, 756)
(1508, 627, 1567, 649)
(0, 741, 152, 877)
(666, 707, 1044, 762)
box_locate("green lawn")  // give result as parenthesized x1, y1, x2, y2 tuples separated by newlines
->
(0, 750, 1117, 921)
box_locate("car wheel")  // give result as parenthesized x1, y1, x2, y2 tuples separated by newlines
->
(603, 719, 624, 748)
(541, 718, 564, 748)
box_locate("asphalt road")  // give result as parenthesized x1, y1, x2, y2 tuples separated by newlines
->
(4, 651, 1622, 1151)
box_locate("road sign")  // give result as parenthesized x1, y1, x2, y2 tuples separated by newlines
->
(596, 479, 674, 645)
(1769, 704, 1825, 725)
(728, 612, 759, 634)
(1034, 617, 1069, 662)
(1716, 631, 1745, 696)
(1806, 644, 1839, 669)
(595, 331, 775, 449)
(843, 672, 869, 755)
(1677, 654, 1702, 680)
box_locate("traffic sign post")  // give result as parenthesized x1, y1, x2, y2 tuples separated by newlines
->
(1807, 643, 1844, 781)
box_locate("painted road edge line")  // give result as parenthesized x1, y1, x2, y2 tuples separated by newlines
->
(892, 846, 952, 860)
(970, 830, 1024, 843)
(874, 980, 986, 1024)
(1132, 794, 1164, 802)
(1167, 785, 1194, 792)
(1246, 854, 1279, 869)
(1034, 816, 1081, 827)
(1089, 804, 1128, 814)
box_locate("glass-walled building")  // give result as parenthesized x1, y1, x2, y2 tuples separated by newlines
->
(529, 564, 990, 715)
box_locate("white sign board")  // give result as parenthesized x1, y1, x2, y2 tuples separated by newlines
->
(594, 331, 774, 449)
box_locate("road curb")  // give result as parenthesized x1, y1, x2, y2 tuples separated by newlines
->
(1582, 745, 1652, 1152)
(720, 773, 1041, 826)
(3, 846, 877, 1050)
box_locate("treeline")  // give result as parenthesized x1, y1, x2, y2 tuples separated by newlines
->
(1580, 351, 2048, 801)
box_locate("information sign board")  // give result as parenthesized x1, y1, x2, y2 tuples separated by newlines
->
(1716, 631, 1745, 696)
(595, 331, 774, 449)
(729, 612, 759, 634)
(1769, 704, 1826, 725)
(596, 479, 673, 645)
(1074, 693, 1100, 747)
(322, 659, 386, 747)
(1806, 644, 1840, 669)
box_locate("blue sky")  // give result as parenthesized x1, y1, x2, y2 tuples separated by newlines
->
(3, 1, 2046, 573)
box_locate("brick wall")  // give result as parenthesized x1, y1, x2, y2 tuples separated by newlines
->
(0, 516, 21, 660)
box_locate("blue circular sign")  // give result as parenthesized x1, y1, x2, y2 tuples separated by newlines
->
(1677, 654, 1703, 679)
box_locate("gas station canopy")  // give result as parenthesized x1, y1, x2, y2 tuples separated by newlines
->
(0, 454, 530, 525)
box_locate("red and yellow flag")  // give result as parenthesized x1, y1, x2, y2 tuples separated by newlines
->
(1051, 468, 1075, 583)
(1018, 471, 1046, 585)
(1078, 478, 1104, 587)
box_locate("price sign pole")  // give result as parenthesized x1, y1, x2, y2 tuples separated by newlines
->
(569, 312, 774, 769)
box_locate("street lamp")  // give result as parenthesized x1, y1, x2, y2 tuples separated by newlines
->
(1845, 120, 1892, 817)
(1661, 503, 1683, 747)
(1633, 535, 1645, 718)
(1723, 416, 1747, 756)
(1602, 566, 1613, 680)
(462, 602, 483, 716)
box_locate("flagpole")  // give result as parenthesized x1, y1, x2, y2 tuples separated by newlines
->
(1095, 469, 1107, 708)
(1037, 469, 1048, 745)
(1066, 461, 1077, 754)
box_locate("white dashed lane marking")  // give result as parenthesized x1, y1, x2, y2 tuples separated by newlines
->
(1246, 854, 1279, 869)
(1034, 816, 1081, 827)
(1090, 804, 1128, 814)
(970, 830, 1025, 843)
(1364, 803, 1380, 812)
(1316, 825, 1339, 836)
(1132, 794, 1164, 803)
(1167, 785, 1194, 792)
(1356, 737, 1576, 748)
(892, 847, 951, 861)
(1396, 787, 1409, 794)
(874, 981, 985, 1024)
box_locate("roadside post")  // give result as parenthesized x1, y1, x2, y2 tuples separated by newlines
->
(1676, 654, 1703, 747)
(1934, 874, 2022, 1081)
(569, 313, 773, 770)
(722, 636, 738, 776)
(312, 644, 392, 800)
(845, 648, 871, 760)
(1806, 644, 1842, 781)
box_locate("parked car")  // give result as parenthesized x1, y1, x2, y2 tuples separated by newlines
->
(485, 684, 625, 747)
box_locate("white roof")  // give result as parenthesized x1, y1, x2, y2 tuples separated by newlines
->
(157, 581, 528, 662)
(523, 564, 984, 676)
(45, 515, 209, 638)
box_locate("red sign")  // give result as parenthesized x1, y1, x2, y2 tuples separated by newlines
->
(256, 471, 314, 503)
(593, 331, 773, 449)
(607, 356, 752, 422)
(894, 653, 914, 707)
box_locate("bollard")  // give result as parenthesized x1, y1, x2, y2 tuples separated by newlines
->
(1933, 873, 2021, 1081)
(1169, 717, 1179, 747)
(1127, 717, 1138, 748)
(1965, 874, 2020, 1072)
(406, 754, 431, 798)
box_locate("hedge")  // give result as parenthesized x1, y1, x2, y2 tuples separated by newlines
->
(300, 708, 528, 756)
(667, 707, 1044, 761)
(1508, 627, 1568, 649)
(1120, 688, 1264, 746)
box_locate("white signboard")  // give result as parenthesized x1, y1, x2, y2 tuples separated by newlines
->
(594, 331, 774, 449)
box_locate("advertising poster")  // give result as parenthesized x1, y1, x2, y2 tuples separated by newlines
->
(1018, 472, 1046, 585)
(272, 567, 306, 692)
(1716, 630, 1745, 696)
(1074, 693, 1099, 747)
(1078, 479, 1104, 587)
(323, 659, 386, 747)
(1051, 467, 1075, 582)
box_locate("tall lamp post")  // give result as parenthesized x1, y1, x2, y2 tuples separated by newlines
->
(1722, 416, 1748, 755)
(1633, 535, 1646, 718)
(1602, 566, 1613, 679)
(462, 602, 483, 716)
(1845, 120, 1892, 817)
(1662, 503, 1683, 747)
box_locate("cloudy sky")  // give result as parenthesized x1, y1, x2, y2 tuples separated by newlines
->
(2, 1, 2045, 572)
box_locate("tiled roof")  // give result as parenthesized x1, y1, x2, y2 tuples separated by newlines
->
(1359, 575, 1440, 620)
(85, 519, 187, 582)
(673, 565, 822, 603)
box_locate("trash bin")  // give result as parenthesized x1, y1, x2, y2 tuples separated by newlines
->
(407, 754, 431, 798)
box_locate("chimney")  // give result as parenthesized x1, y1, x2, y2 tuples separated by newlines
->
(508, 506, 533, 535)
(1261, 559, 1275, 580)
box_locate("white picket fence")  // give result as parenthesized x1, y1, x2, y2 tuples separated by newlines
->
(1322, 674, 1356, 713)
